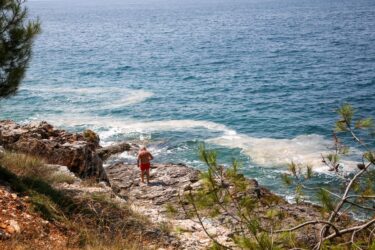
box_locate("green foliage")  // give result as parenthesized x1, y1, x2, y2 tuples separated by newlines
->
(83, 129, 100, 143)
(305, 165, 313, 179)
(240, 196, 257, 212)
(234, 233, 281, 250)
(30, 192, 64, 221)
(337, 104, 354, 124)
(369, 240, 375, 250)
(226, 158, 241, 179)
(258, 233, 280, 250)
(338, 145, 349, 155)
(234, 236, 258, 249)
(278, 232, 296, 248)
(0, 151, 76, 184)
(326, 154, 339, 165)
(285, 162, 313, 182)
(324, 245, 347, 250)
(317, 188, 334, 213)
(0, 0, 41, 98)
(188, 104, 375, 249)
(360, 173, 375, 199)
(182, 144, 282, 248)
(364, 151, 375, 164)
(165, 202, 178, 216)
(295, 184, 304, 204)
(199, 143, 217, 168)
(288, 161, 297, 176)
(335, 120, 348, 132)
(281, 173, 292, 186)
(352, 179, 361, 193)
(355, 117, 373, 129)
(210, 242, 226, 250)
(266, 209, 280, 219)
(335, 104, 374, 137)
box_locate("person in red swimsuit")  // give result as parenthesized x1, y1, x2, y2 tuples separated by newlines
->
(137, 146, 154, 184)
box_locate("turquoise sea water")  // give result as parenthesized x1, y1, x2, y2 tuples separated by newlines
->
(1, 0, 375, 211)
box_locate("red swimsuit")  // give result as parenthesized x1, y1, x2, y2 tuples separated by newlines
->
(140, 162, 150, 171)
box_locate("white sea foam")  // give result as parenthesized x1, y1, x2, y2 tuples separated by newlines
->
(207, 133, 357, 172)
(97, 89, 154, 110)
(23, 86, 121, 94)
(23, 86, 154, 109)
(38, 115, 357, 172)
(45, 116, 234, 135)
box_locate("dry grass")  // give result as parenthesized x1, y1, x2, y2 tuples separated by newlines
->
(0, 151, 51, 178)
(0, 151, 76, 185)
(80, 177, 102, 187)
(62, 191, 169, 250)
(0, 154, 174, 250)
(48, 172, 77, 184)
(74, 227, 157, 250)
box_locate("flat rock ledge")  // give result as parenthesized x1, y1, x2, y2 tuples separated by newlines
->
(106, 163, 325, 249)
(107, 163, 226, 249)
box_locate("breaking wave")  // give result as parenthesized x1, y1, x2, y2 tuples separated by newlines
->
(41, 116, 233, 136)
(207, 133, 357, 172)
(36, 115, 357, 172)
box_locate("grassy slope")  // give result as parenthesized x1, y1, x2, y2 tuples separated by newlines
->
(0, 152, 174, 250)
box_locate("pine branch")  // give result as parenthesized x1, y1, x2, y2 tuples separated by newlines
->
(346, 195, 375, 199)
(322, 218, 375, 242)
(187, 190, 230, 249)
(274, 220, 340, 235)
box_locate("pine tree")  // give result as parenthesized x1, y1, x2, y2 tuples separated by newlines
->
(183, 104, 375, 249)
(0, 0, 40, 98)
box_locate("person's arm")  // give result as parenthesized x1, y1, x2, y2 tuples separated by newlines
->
(149, 152, 154, 160)
(137, 154, 140, 168)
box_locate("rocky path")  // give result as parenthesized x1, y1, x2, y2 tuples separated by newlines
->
(106, 162, 332, 249)
(107, 163, 233, 249)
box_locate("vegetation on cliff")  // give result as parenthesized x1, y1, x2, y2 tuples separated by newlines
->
(180, 104, 375, 249)
(0, 150, 174, 249)
(0, 0, 40, 98)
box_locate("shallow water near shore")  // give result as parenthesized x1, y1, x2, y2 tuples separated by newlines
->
(1, 0, 374, 217)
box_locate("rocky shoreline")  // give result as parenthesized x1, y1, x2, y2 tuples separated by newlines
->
(0, 120, 347, 249)
(106, 161, 330, 249)
(0, 120, 134, 183)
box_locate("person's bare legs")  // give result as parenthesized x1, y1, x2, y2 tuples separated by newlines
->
(141, 170, 145, 183)
(146, 168, 150, 184)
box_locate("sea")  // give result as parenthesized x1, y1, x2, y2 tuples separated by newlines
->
(1, 0, 374, 217)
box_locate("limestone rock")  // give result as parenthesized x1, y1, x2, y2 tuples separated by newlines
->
(8, 220, 21, 233)
(0, 120, 108, 182)
(107, 162, 328, 249)
(97, 142, 131, 160)
(106, 163, 228, 249)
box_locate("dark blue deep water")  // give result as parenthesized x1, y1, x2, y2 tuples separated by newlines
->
(1, 0, 374, 209)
